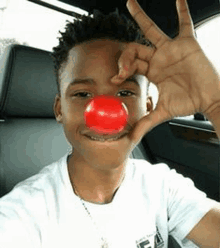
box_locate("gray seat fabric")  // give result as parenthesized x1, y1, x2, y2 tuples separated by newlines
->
(0, 44, 73, 197)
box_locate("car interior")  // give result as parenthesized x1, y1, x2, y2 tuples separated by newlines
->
(0, 0, 220, 247)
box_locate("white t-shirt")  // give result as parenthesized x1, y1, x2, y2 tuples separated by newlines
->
(0, 152, 218, 248)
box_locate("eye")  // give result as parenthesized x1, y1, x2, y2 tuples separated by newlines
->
(117, 90, 134, 97)
(72, 92, 91, 98)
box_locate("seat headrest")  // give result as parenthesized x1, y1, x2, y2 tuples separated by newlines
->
(0, 44, 58, 119)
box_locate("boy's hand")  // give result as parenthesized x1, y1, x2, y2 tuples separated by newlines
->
(111, 0, 220, 146)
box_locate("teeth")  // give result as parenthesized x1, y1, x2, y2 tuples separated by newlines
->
(88, 135, 121, 142)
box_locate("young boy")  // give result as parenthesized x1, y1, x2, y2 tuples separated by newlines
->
(0, 0, 220, 247)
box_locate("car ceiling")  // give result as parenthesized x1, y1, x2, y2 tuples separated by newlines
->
(58, 0, 220, 38)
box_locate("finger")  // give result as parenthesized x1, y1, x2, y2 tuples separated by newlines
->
(126, 0, 170, 47)
(111, 59, 149, 83)
(111, 43, 154, 82)
(176, 0, 195, 37)
(129, 103, 170, 146)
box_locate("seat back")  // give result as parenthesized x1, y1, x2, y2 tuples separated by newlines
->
(0, 45, 73, 197)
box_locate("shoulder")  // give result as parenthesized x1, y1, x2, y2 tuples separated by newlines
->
(0, 153, 65, 209)
(130, 158, 171, 179)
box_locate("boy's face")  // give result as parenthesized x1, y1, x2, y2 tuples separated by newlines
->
(54, 39, 153, 170)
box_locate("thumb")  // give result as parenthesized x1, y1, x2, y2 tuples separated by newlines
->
(129, 104, 170, 146)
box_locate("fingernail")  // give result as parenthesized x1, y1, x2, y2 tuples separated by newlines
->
(119, 69, 127, 78)
(111, 75, 120, 82)
(124, 65, 129, 71)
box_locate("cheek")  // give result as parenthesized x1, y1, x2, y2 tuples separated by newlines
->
(61, 101, 84, 132)
(65, 99, 85, 117)
(125, 98, 145, 119)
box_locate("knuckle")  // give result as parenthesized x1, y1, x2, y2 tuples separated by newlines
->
(135, 59, 148, 75)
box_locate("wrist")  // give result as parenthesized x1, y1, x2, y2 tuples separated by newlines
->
(203, 101, 220, 141)
(203, 101, 220, 121)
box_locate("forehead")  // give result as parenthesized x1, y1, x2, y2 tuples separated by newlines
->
(71, 39, 126, 53)
(67, 39, 126, 67)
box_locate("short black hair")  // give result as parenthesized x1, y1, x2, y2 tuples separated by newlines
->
(51, 8, 151, 97)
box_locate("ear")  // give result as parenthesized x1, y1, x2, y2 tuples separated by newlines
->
(54, 94, 62, 124)
(146, 96, 153, 112)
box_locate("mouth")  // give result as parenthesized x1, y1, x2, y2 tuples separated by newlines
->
(84, 133, 127, 142)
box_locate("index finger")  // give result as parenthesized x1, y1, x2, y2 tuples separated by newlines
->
(126, 0, 170, 47)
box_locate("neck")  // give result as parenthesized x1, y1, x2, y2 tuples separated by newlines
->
(67, 152, 127, 204)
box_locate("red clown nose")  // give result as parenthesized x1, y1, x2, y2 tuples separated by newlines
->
(84, 95, 128, 134)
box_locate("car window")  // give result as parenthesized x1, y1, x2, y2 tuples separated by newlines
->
(196, 15, 220, 76)
(0, 0, 88, 53)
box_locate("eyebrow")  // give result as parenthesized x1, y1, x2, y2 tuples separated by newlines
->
(67, 75, 140, 89)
